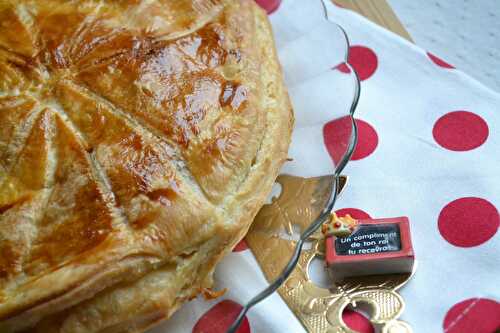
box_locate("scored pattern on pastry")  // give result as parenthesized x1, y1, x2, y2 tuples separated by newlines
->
(0, 1, 292, 331)
(1, 0, 229, 277)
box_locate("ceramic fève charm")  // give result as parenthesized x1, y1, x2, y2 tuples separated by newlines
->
(325, 216, 415, 281)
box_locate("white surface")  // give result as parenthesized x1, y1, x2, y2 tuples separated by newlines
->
(151, 1, 500, 332)
(389, 0, 500, 92)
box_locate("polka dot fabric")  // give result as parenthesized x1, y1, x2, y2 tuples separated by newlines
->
(323, 118, 379, 163)
(443, 298, 500, 333)
(149, 1, 500, 332)
(336, 208, 371, 219)
(337, 46, 379, 81)
(342, 309, 375, 333)
(232, 239, 249, 252)
(254, 0, 281, 14)
(438, 197, 499, 247)
(433, 111, 489, 151)
(192, 300, 250, 333)
(427, 52, 455, 69)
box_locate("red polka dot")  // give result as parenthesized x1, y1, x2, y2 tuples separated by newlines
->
(335, 63, 351, 73)
(233, 239, 249, 252)
(193, 300, 250, 333)
(438, 197, 499, 247)
(427, 52, 455, 69)
(323, 117, 378, 164)
(336, 46, 378, 81)
(443, 298, 500, 333)
(342, 308, 375, 333)
(433, 111, 489, 151)
(254, 0, 281, 14)
(336, 208, 371, 220)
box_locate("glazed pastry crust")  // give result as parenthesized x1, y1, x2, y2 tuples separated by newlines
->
(0, 0, 292, 332)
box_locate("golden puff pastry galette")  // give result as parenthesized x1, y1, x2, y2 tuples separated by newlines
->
(0, 0, 293, 331)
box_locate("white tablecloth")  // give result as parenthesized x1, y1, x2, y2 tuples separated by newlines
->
(152, 1, 500, 332)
